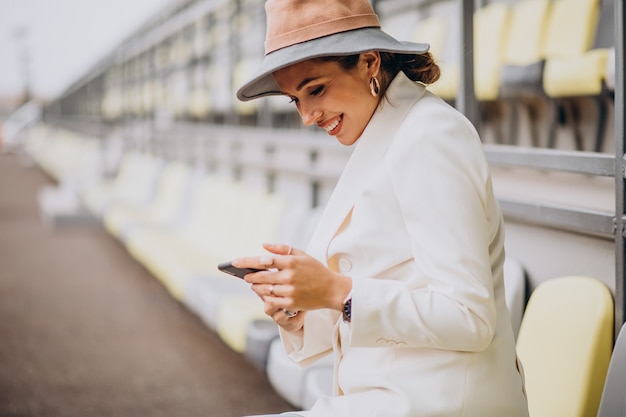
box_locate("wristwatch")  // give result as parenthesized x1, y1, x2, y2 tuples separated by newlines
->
(342, 292, 352, 323)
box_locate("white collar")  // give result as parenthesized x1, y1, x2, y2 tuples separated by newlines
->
(307, 72, 426, 262)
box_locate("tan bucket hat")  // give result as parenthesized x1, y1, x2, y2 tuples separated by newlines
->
(236, 0, 430, 101)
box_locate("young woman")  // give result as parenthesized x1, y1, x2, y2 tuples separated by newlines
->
(232, 1, 530, 416)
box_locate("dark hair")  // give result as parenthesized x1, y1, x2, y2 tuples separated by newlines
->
(317, 52, 441, 98)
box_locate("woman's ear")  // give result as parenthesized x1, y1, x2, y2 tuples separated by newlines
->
(361, 51, 381, 77)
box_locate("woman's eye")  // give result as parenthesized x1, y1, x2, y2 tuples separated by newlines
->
(310, 86, 324, 96)
(288, 96, 298, 104)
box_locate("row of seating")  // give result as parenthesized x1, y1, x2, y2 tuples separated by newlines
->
(23, 122, 350, 227)
(75, 146, 622, 417)
(23, 128, 532, 408)
(20, 124, 626, 416)
(20, 124, 342, 355)
(24, 126, 102, 186)
(19, 124, 512, 406)
(73, 147, 326, 343)
(90, 0, 614, 151)
(413, 0, 615, 150)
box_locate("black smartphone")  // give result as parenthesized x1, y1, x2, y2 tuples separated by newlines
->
(217, 261, 267, 279)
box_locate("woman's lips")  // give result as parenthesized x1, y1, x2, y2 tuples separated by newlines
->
(323, 115, 343, 135)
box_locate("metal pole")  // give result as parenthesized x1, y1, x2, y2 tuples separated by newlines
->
(614, 0, 625, 337)
(457, 0, 478, 128)
(14, 26, 32, 105)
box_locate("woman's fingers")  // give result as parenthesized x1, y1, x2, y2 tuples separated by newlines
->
(231, 256, 273, 271)
(263, 242, 305, 256)
(252, 282, 293, 302)
(231, 243, 303, 274)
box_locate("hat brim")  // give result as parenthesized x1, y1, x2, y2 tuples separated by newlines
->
(236, 27, 429, 101)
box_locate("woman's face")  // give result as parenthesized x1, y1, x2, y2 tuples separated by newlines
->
(273, 52, 381, 146)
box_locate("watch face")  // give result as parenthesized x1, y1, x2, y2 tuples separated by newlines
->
(343, 298, 352, 323)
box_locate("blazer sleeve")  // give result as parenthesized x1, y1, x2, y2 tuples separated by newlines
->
(349, 98, 500, 352)
(279, 308, 340, 366)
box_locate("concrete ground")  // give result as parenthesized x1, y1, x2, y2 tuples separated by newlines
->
(0, 152, 297, 417)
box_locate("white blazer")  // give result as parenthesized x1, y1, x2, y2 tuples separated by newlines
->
(280, 72, 529, 417)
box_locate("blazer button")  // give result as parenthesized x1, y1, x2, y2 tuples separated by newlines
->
(338, 257, 352, 272)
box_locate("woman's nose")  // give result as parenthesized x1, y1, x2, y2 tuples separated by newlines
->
(300, 107, 322, 126)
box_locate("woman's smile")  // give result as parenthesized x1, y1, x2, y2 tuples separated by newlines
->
(321, 115, 343, 135)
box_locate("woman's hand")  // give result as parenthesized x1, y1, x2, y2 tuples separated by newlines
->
(231, 243, 352, 330)
(262, 303, 307, 333)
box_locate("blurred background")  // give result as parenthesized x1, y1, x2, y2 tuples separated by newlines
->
(0, 0, 171, 109)
(0, 0, 623, 416)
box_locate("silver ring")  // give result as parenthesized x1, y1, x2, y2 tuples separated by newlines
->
(269, 284, 275, 296)
(283, 309, 298, 318)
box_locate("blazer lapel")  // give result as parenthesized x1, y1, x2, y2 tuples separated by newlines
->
(307, 73, 426, 263)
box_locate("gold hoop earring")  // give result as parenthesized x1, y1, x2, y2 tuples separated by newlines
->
(369, 76, 380, 97)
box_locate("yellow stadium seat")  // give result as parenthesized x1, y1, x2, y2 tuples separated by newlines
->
(543, 51, 609, 98)
(188, 85, 211, 119)
(542, 0, 613, 152)
(426, 3, 511, 103)
(125, 174, 287, 300)
(473, 2, 511, 102)
(412, 15, 458, 101)
(516, 276, 613, 417)
(500, 0, 551, 87)
(543, 0, 614, 97)
(499, 0, 553, 146)
(103, 161, 194, 241)
(216, 295, 269, 353)
(502, 0, 551, 68)
(81, 151, 163, 219)
(499, 0, 604, 150)
(125, 176, 243, 298)
(542, 0, 599, 59)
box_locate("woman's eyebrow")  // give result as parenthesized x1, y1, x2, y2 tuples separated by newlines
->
(296, 76, 322, 91)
